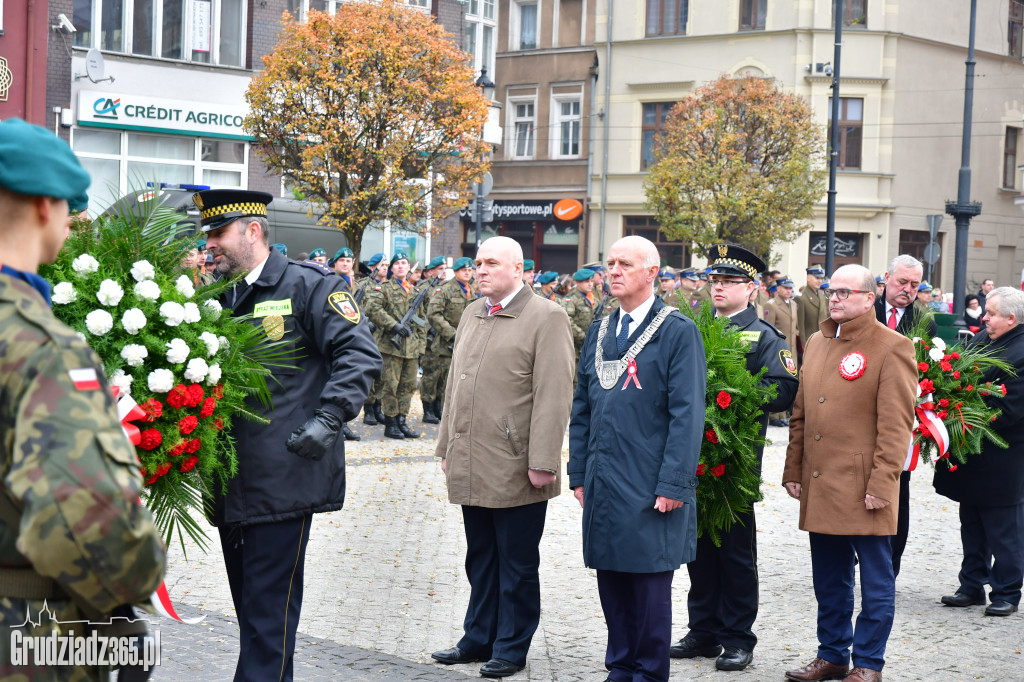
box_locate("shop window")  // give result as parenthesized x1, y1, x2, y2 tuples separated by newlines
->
(552, 95, 582, 158)
(739, 0, 766, 30)
(832, 0, 866, 28)
(646, 0, 688, 36)
(641, 102, 677, 170)
(827, 97, 863, 170)
(1004, 127, 1020, 190)
(624, 216, 689, 267)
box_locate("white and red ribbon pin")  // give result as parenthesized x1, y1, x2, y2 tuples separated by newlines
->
(839, 352, 866, 381)
(621, 358, 642, 390)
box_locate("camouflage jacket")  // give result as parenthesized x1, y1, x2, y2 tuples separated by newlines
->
(364, 278, 428, 358)
(427, 279, 473, 356)
(0, 273, 166, 679)
(563, 289, 596, 349)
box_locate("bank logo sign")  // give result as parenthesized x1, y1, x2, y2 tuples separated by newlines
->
(78, 90, 251, 141)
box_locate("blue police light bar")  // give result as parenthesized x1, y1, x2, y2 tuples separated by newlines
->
(145, 182, 212, 191)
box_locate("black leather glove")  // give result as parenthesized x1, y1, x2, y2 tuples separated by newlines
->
(392, 322, 412, 338)
(286, 409, 343, 461)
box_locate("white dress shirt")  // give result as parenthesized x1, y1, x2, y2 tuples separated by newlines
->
(616, 293, 657, 339)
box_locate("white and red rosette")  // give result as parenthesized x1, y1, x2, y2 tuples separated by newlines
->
(839, 352, 866, 381)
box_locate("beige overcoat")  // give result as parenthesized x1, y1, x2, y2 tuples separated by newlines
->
(765, 297, 800, 369)
(437, 285, 575, 508)
(782, 310, 917, 535)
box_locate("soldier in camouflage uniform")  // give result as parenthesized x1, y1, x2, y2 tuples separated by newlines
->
(426, 257, 475, 421)
(364, 252, 428, 439)
(536, 271, 560, 301)
(416, 256, 448, 424)
(358, 253, 389, 426)
(563, 268, 598, 375)
(0, 118, 166, 680)
(522, 258, 536, 291)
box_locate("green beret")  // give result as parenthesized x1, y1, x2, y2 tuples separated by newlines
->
(452, 256, 474, 271)
(427, 256, 446, 270)
(309, 248, 326, 259)
(573, 268, 595, 282)
(367, 253, 385, 267)
(0, 119, 91, 211)
(537, 272, 558, 284)
(195, 239, 207, 251)
(391, 251, 409, 266)
(331, 247, 354, 263)
(271, 243, 288, 256)
(523, 259, 535, 271)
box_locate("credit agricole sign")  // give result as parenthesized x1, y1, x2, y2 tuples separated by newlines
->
(77, 90, 252, 141)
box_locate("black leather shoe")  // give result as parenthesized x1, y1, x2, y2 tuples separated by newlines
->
(397, 414, 420, 438)
(342, 423, 360, 441)
(716, 647, 753, 671)
(362, 403, 378, 426)
(383, 416, 405, 440)
(480, 659, 523, 678)
(985, 600, 1019, 616)
(669, 633, 723, 659)
(769, 419, 787, 427)
(941, 591, 986, 607)
(431, 646, 486, 665)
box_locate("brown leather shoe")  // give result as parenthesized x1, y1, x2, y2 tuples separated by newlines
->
(785, 657, 851, 681)
(843, 668, 882, 682)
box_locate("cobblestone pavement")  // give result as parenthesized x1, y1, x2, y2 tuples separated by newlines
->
(152, 414, 1022, 681)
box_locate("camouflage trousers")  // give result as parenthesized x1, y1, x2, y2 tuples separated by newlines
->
(419, 352, 450, 403)
(367, 375, 384, 405)
(381, 353, 419, 417)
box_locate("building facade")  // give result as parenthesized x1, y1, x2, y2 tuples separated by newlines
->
(0, 1, 52, 126)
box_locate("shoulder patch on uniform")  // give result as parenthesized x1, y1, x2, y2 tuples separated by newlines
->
(68, 368, 101, 391)
(297, 260, 333, 276)
(328, 291, 360, 324)
(374, 286, 382, 291)
(780, 349, 798, 377)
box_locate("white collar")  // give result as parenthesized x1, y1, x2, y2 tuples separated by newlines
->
(620, 292, 657, 325)
(245, 255, 270, 286)
(486, 281, 524, 310)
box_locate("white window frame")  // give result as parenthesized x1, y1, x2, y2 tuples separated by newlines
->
(506, 95, 537, 160)
(510, 0, 540, 51)
(465, 0, 497, 79)
(74, 0, 246, 67)
(550, 91, 583, 159)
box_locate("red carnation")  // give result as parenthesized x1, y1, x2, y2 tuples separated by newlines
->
(167, 384, 188, 409)
(937, 410, 949, 419)
(184, 384, 204, 408)
(212, 384, 225, 399)
(705, 428, 719, 444)
(1001, 384, 1008, 396)
(919, 424, 931, 438)
(710, 464, 726, 478)
(951, 352, 960, 359)
(179, 455, 199, 473)
(919, 379, 935, 394)
(141, 398, 163, 422)
(949, 464, 958, 472)
(200, 396, 217, 418)
(138, 429, 163, 451)
(167, 442, 186, 457)
(716, 391, 732, 409)
(179, 415, 199, 435)
(953, 370, 960, 379)
(696, 463, 707, 476)
(939, 398, 950, 407)
(966, 384, 974, 392)
(213, 417, 224, 431)
(184, 438, 201, 454)
(940, 360, 953, 372)
(144, 474, 159, 485)
(918, 362, 930, 372)
(156, 462, 172, 476)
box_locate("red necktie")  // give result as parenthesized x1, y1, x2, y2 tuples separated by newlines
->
(489, 303, 503, 316)
(887, 307, 898, 330)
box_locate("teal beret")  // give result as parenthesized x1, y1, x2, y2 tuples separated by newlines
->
(195, 239, 207, 251)
(309, 248, 326, 259)
(452, 257, 474, 271)
(331, 247, 354, 264)
(272, 243, 288, 256)
(0, 119, 91, 211)
(523, 259, 535, 271)
(537, 272, 558, 284)
(427, 256, 446, 270)
(573, 268, 595, 282)
(391, 251, 409, 266)
(367, 253, 385, 267)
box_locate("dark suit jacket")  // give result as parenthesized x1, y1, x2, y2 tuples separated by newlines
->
(874, 297, 938, 337)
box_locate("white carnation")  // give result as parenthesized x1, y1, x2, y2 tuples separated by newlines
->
(175, 275, 195, 299)
(166, 337, 191, 364)
(110, 369, 133, 396)
(206, 363, 222, 385)
(202, 299, 223, 319)
(182, 301, 201, 324)
(184, 358, 209, 383)
(121, 308, 147, 334)
(52, 282, 77, 304)
(147, 369, 175, 393)
(71, 254, 99, 275)
(85, 309, 114, 335)
(120, 343, 149, 367)
(931, 337, 946, 351)
(199, 331, 221, 356)
(159, 301, 186, 327)
(928, 347, 944, 362)
(130, 260, 156, 282)
(96, 279, 124, 307)
(134, 280, 162, 301)
(218, 335, 229, 351)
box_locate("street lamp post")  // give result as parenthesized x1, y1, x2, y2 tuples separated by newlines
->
(475, 69, 496, 255)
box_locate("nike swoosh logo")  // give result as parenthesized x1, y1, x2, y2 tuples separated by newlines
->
(556, 206, 576, 217)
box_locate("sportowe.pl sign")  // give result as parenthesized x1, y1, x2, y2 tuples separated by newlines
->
(77, 90, 252, 141)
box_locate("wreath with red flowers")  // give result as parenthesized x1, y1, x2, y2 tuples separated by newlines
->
(683, 303, 777, 545)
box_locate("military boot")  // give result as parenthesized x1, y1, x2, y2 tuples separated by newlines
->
(362, 403, 378, 426)
(342, 423, 360, 441)
(433, 400, 443, 419)
(397, 415, 420, 439)
(384, 416, 405, 439)
(373, 403, 386, 424)
(421, 399, 440, 424)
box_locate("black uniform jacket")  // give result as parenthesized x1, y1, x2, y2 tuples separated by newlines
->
(212, 249, 382, 526)
(933, 324, 1024, 506)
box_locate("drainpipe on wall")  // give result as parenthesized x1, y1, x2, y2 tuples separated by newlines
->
(26, 0, 36, 122)
(585, 56, 598, 262)
(597, 0, 613, 262)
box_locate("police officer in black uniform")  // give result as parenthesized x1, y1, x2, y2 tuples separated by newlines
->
(195, 189, 383, 682)
(670, 244, 799, 672)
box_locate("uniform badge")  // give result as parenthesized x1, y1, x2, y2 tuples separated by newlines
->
(780, 349, 798, 377)
(68, 368, 100, 391)
(839, 352, 866, 380)
(262, 314, 285, 341)
(193, 193, 204, 210)
(328, 291, 361, 324)
(717, 244, 728, 257)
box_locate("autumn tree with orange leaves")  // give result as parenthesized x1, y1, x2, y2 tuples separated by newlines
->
(245, 2, 491, 257)
(644, 75, 827, 262)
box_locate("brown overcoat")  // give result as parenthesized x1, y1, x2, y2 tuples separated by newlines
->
(782, 310, 917, 535)
(437, 285, 575, 508)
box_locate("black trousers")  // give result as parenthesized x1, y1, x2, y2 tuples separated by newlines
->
(891, 470, 911, 578)
(220, 516, 311, 682)
(957, 502, 1024, 605)
(458, 502, 547, 666)
(685, 507, 758, 650)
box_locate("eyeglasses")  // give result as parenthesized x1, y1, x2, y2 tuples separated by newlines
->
(823, 288, 871, 300)
(709, 279, 749, 288)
